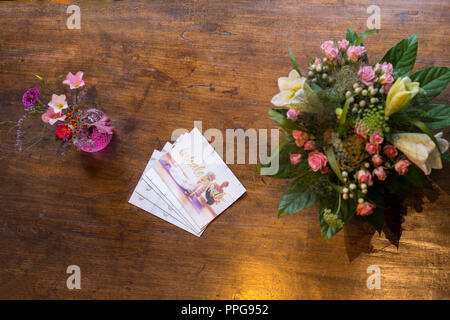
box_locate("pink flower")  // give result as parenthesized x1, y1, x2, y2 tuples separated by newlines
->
(55, 124, 72, 139)
(320, 40, 338, 60)
(380, 72, 394, 85)
(379, 62, 394, 75)
(383, 145, 398, 159)
(41, 107, 66, 125)
(48, 94, 68, 113)
(347, 46, 367, 62)
(355, 123, 369, 139)
(304, 140, 315, 151)
(63, 71, 85, 89)
(395, 160, 410, 175)
(358, 65, 378, 86)
(373, 167, 387, 181)
(366, 142, 380, 155)
(357, 169, 372, 184)
(369, 133, 384, 145)
(286, 108, 300, 121)
(308, 151, 328, 172)
(290, 153, 302, 165)
(357, 201, 376, 216)
(292, 130, 309, 148)
(372, 154, 383, 166)
(312, 58, 321, 67)
(337, 39, 349, 51)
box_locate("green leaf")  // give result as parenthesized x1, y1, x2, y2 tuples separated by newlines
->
(278, 172, 319, 216)
(442, 152, 450, 162)
(355, 29, 378, 46)
(386, 174, 411, 195)
(325, 147, 345, 183)
(364, 187, 385, 233)
(339, 97, 352, 126)
(318, 196, 342, 241)
(287, 45, 302, 77)
(381, 33, 418, 78)
(410, 67, 450, 106)
(404, 165, 423, 188)
(268, 108, 297, 134)
(346, 28, 358, 45)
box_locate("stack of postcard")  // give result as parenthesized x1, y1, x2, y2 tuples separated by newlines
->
(129, 128, 246, 236)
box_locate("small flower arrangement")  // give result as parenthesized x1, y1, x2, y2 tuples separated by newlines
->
(261, 29, 450, 240)
(16, 72, 114, 153)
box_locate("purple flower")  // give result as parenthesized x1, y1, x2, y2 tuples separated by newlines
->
(22, 88, 39, 107)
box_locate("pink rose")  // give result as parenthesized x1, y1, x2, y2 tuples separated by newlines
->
(308, 151, 328, 172)
(380, 62, 394, 75)
(380, 72, 394, 85)
(304, 140, 315, 151)
(320, 40, 338, 60)
(373, 167, 387, 181)
(366, 142, 380, 155)
(369, 133, 384, 145)
(372, 154, 383, 166)
(292, 130, 309, 148)
(383, 145, 398, 159)
(286, 108, 300, 121)
(357, 169, 372, 184)
(290, 153, 302, 165)
(354, 123, 369, 139)
(320, 40, 335, 52)
(358, 65, 378, 86)
(338, 39, 349, 51)
(347, 46, 367, 62)
(395, 160, 410, 176)
(357, 201, 376, 216)
(312, 58, 321, 67)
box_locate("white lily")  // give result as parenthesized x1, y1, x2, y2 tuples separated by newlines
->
(392, 132, 449, 175)
(271, 70, 306, 107)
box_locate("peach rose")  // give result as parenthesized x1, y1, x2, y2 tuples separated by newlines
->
(292, 130, 309, 147)
(357, 201, 376, 216)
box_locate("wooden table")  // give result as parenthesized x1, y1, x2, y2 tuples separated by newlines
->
(0, 0, 448, 299)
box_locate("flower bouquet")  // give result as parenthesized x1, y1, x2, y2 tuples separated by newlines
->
(261, 29, 450, 240)
(16, 72, 114, 154)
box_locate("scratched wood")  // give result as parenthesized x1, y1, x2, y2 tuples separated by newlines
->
(0, 0, 449, 299)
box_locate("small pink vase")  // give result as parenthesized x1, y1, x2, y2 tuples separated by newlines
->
(73, 108, 113, 152)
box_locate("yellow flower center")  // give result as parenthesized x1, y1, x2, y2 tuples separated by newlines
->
(58, 103, 63, 109)
(74, 82, 79, 87)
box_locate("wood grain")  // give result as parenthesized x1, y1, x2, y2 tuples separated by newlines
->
(0, 0, 449, 299)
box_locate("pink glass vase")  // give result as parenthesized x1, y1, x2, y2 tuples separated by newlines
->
(73, 108, 113, 152)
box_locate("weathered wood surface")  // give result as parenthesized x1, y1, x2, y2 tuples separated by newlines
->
(0, 0, 448, 299)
